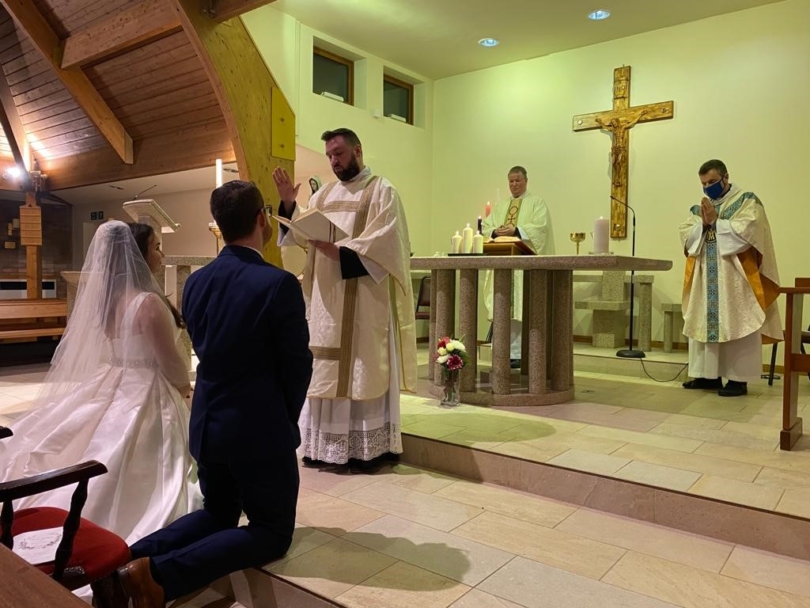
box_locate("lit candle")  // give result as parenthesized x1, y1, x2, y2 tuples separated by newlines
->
(485, 202, 491, 218)
(477, 215, 483, 233)
(593, 217, 610, 254)
(215, 158, 223, 188)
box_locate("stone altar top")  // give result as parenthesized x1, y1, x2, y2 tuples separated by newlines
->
(162, 256, 215, 267)
(123, 199, 180, 233)
(410, 255, 672, 272)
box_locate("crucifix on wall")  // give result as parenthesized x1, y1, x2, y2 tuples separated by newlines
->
(573, 66, 674, 239)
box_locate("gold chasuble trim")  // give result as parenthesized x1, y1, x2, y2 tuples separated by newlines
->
(323, 201, 364, 213)
(504, 198, 523, 228)
(336, 176, 378, 397)
(738, 247, 781, 345)
(310, 346, 341, 360)
(310, 177, 379, 398)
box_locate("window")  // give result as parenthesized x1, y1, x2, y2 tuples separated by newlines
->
(383, 75, 414, 125)
(313, 47, 354, 105)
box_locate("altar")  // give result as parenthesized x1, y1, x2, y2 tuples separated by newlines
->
(411, 255, 672, 406)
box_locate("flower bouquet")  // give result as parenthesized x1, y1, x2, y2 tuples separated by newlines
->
(435, 336, 468, 406)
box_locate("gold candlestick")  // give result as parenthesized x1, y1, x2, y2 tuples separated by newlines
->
(570, 232, 586, 254)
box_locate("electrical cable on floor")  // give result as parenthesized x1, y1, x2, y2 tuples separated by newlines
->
(638, 359, 689, 383)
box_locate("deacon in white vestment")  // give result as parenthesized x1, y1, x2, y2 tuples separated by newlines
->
(680, 159, 781, 397)
(482, 166, 554, 364)
(273, 128, 417, 472)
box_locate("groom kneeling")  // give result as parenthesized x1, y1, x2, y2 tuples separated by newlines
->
(98, 181, 313, 607)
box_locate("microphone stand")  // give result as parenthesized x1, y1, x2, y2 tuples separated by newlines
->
(612, 196, 645, 359)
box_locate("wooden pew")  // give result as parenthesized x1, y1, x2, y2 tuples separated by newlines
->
(0, 299, 67, 342)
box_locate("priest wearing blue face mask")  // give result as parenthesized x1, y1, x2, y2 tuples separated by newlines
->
(678, 159, 782, 397)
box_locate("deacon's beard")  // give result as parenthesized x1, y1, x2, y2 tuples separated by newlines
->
(334, 155, 361, 182)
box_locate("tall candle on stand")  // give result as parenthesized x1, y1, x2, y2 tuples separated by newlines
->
(593, 217, 610, 254)
(215, 158, 223, 188)
(485, 202, 491, 218)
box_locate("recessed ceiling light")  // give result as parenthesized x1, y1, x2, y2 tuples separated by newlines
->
(7, 166, 21, 178)
(478, 38, 499, 48)
(588, 9, 611, 20)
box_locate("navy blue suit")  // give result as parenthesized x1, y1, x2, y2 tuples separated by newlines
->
(130, 246, 312, 600)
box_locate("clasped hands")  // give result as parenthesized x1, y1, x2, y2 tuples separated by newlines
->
(700, 197, 718, 227)
(493, 225, 517, 237)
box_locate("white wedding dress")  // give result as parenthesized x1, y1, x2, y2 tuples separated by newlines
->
(0, 292, 200, 545)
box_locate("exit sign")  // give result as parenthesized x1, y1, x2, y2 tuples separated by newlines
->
(90, 211, 104, 221)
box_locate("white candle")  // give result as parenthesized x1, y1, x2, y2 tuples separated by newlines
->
(473, 231, 484, 254)
(485, 202, 491, 218)
(451, 231, 462, 254)
(461, 223, 473, 254)
(215, 158, 223, 188)
(593, 217, 610, 254)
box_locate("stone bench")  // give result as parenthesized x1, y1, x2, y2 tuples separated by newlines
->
(662, 302, 683, 353)
(574, 272, 654, 351)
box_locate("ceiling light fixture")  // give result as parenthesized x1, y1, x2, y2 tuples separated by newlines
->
(588, 9, 611, 20)
(478, 38, 499, 48)
(7, 166, 21, 179)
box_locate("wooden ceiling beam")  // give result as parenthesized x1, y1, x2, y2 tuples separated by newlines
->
(41, 120, 235, 190)
(61, 0, 182, 70)
(208, 0, 278, 23)
(0, 0, 134, 164)
(0, 68, 33, 189)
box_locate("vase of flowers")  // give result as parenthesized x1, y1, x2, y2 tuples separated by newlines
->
(435, 336, 468, 406)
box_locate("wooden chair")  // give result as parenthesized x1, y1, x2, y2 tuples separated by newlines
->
(0, 427, 130, 600)
(415, 276, 431, 321)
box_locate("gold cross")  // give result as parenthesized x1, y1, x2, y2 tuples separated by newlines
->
(573, 66, 674, 239)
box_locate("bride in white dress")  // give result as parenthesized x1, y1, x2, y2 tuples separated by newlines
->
(0, 220, 197, 546)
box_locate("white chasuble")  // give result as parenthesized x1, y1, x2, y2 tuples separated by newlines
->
(679, 184, 781, 380)
(279, 167, 417, 462)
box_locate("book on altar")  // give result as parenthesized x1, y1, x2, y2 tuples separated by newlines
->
(273, 208, 347, 243)
(484, 236, 536, 255)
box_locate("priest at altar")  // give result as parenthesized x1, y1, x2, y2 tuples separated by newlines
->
(680, 159, 782, 397)
(273, 128, 417, 473)
(482, 166, 554, 366)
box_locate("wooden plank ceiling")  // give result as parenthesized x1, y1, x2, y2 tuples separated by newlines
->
(0, 0, 237, 190)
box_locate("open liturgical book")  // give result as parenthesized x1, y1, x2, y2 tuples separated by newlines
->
(483, 235, 536, 256)
(274, 208, 347, 243)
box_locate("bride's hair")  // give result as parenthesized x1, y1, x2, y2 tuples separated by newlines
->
(128, 222, 185, 330)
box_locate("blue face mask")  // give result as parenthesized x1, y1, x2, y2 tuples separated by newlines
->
(703, 177, 727, 200)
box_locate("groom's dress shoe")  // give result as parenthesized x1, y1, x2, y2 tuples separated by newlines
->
(117, 557, 165, 608)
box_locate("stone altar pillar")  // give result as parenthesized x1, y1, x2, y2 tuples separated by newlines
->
(162, 256, 215, 377)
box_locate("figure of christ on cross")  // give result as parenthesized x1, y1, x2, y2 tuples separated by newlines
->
(573, 66, 674, 239)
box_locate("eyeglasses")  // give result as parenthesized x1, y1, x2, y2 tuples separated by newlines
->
(257, 204, 273, 217)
